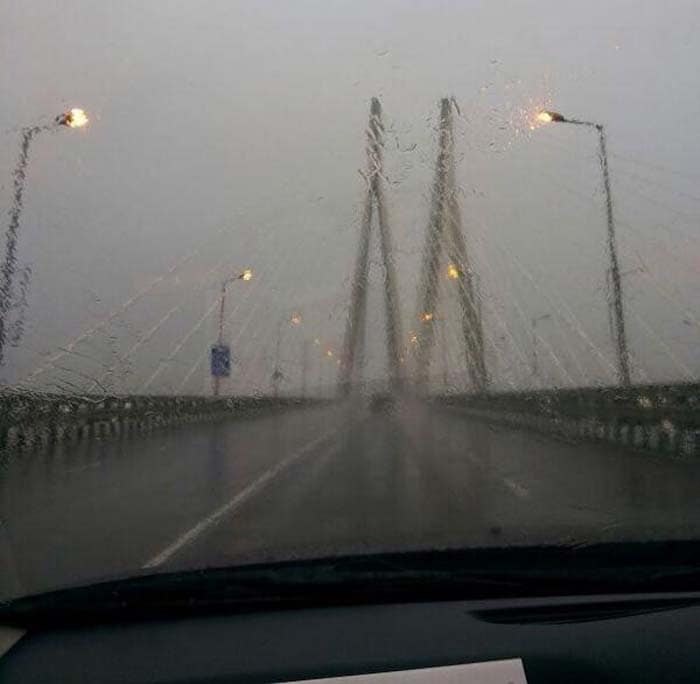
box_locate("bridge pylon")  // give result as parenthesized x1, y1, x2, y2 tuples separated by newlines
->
(413, 97, 488, 393)
(339, 98, 403, 396)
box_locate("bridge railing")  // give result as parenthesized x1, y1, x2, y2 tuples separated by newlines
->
(0, 391, 321, 454)
(434, 383, 700, 459)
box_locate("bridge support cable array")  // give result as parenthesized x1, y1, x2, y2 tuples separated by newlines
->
(497, 151, 696, 383)
(463, 165, 621, 387)
(90, 255, 237, 393)
(408, 179, 517, 393)
(474, 224, 598, 388)
(103, 214, 281, 394)
(340, 98, 404, 395)
(414, 98, 488, 393)
(18, 223, 244, 389)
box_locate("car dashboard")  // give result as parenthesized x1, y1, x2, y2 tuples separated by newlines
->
(1, 591, 700, 682)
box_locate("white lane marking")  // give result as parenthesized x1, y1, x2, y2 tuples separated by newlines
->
(142, 429, 338, 569)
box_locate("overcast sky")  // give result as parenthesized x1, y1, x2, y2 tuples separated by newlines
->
(2, 0, 699, 395)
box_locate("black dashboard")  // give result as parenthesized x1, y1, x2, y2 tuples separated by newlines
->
(2, 591, 700, 683)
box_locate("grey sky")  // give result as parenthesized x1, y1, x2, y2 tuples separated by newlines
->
(2, 0, 699, 394)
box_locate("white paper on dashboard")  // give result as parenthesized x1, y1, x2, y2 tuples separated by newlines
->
(280, 658, 528, 684)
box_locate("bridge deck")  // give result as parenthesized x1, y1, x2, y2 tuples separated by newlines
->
(3, 399, 700, 598)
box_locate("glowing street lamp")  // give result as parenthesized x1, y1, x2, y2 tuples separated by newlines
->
(212, 268, 253, 396)
(536, 108, 631, 387)
(446, 263, 460, 280)
(217, 268, 254, 343)
(0, 107, 90, 366)
(272, 309, 305, 397)
(418, 314, 450, 387)
(56, 108, 89, 128)
(536, 110, 566, 124)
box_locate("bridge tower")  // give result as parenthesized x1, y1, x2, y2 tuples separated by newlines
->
(414, 97, 488, 392)
(339, 98, 403, 395)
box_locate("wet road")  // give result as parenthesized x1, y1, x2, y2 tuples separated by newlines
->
(3, 398, 700, 598)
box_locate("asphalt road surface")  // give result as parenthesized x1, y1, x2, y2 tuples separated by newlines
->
(3, 398, 700, 598)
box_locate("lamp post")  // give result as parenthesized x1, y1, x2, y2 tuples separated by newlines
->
(272, 311, 302, 398)
(0, 108, 89, 368)
(537, 110, 631, 387)
(300, 338, 310, 398)
(419, 311, 449, 389)
(212, 268, 252, 396)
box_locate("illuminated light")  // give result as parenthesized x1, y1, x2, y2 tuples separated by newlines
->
(240, 268, 253, 281)
(536, 110, 566, 125)
(313, 338, 321, 346)
(420, 312, 434, 323)
(447, 263, 459, 280)
(326, 349, 333, 358)
(409, 332, 418, 345)
(58, 108, 89, 128)
(290, 312, 302, 326)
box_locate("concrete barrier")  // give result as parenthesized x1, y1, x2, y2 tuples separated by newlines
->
(434, 382, 700, 460)
(0, 391, 326, 456)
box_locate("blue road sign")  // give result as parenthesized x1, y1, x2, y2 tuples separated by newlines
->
(210, 344, 231, 377)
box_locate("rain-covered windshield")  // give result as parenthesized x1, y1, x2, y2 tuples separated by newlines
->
(2, 1, 700, 599)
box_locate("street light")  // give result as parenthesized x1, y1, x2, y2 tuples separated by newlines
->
(0, 107, 89, 367)
(287, 311, 308, 398)
(272, 310, 304, 397)
(420, 314, 450, 388)
(536, 109, 631, 387)
(311, 342, 337, 398)
(212, 268, 253, 396)
(446, 263, 460, 280)
(56, 108, 89, 128)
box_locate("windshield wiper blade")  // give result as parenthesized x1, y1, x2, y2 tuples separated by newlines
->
(4, 542, 700, 627)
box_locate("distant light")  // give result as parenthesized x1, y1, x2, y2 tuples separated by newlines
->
(240, 268, 253, 281)
(537, 111, 553, 123)
(326, 349, 333, 358)
(290, 312, 302, 326)
(409, 332, 418, 345)
(58, 108, 89, 128)
(447, 263, 459, 280)
(420, 311, 434, 322)
(313, 338, 321, 346)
